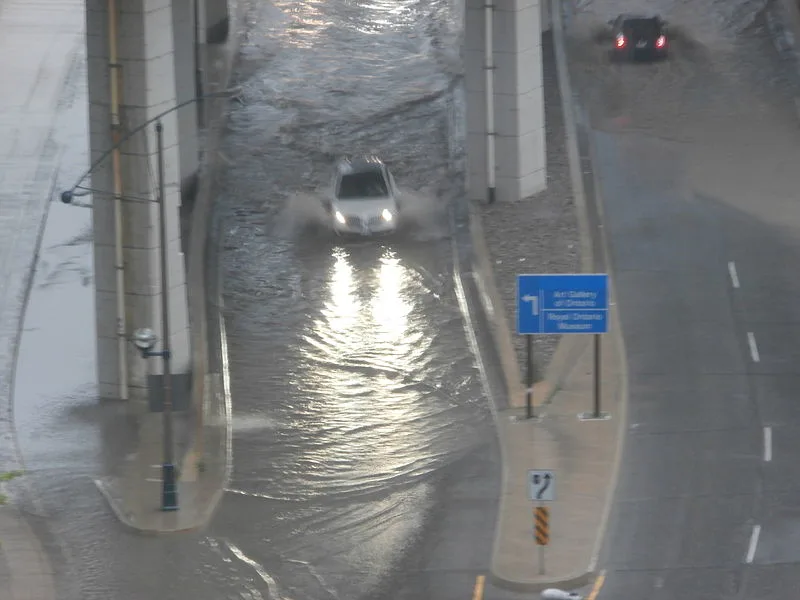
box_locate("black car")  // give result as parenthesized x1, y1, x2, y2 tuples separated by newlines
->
(609, 14, 669, 61)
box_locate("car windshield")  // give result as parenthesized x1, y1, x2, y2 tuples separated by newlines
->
(337, 170, 389, 199)
(624, 19, 660, 36)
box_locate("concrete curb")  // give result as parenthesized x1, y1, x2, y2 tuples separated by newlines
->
(489, 568, 593, 594)
(93, 478, 202, 536)
(467, 203, 525, 406)
(180, 0, 245, 490)
(92, 479, 187, 536)
(582, 118, 630, 583)
(485, 0, 630, 591)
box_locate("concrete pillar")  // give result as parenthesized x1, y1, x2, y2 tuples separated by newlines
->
(172, 0, 200, 207)
(204, 0, 229, 45)
(465, 0, 547, 202)
(541, 0, 552, 32)
(86, 0, 191, 401)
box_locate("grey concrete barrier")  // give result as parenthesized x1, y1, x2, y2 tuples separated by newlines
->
(180, 0, 247, 508)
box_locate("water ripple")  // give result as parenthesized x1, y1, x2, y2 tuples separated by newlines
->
(214, 0, 481, 596)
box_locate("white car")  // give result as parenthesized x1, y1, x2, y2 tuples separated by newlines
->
(324, 156, 401, 235)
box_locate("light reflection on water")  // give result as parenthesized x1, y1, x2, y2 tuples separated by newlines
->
(371, 249, 410, 343)
(289, 244, 447, 500)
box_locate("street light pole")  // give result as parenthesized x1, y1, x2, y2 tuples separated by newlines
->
(156, 121, 178, 512)
(60, 87, 240, 513)
(60, 87, 241, 205)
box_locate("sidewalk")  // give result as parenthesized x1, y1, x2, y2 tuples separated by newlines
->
(0, 1, 86, 598)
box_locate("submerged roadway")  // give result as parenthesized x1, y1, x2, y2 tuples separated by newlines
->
(568, 0, 800, 597)
(10, 0, 524, 598)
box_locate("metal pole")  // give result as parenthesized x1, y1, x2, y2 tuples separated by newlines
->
(593, 333, 601, 418)
(108, 0, 129, 401)
(156, 121, 178, 511)
(539, 543, 545, 575)
(484, 0, 496, 204)
(525, 334, 534, 419)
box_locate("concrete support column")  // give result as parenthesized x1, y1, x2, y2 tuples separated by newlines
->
(172, 0, 200, 206)
(541, 0, 552, 32)
(86, 0, 191, 401)
(465, 0, 547, 202)
(204, 0, 229, 45)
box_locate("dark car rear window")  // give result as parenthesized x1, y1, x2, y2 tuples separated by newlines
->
(623, 19, 661, 37)
(338, 171, 389, 199)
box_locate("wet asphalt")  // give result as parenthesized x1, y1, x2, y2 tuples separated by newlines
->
(567, 0, 800, 597)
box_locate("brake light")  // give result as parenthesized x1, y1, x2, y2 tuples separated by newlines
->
(616, 34, 626, 48)
(655, 35, 666, 48)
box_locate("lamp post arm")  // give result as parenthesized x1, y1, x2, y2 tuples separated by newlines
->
(61, 90, 238, 199)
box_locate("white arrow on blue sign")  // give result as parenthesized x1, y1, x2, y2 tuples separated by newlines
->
(517, 274, 609, 335)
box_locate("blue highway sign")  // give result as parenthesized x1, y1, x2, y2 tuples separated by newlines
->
(517, 274, 609, 335)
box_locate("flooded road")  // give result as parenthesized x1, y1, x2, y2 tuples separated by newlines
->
(12, 0, 504, 598)
(208, 0, 494, 596)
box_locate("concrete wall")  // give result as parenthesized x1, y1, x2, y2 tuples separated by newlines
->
(172, 0, 200, 207)
(541, 0, 551, 31)
(204, 0, 230, 44)
(85, 0, 191, 401)
(465, 0, 547, 202)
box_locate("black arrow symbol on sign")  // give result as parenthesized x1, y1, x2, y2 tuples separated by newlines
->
(535, 473, 551, 500)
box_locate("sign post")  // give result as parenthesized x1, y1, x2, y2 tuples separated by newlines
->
(593, 334, 602, 418)
(516, 274, 610, 420)
(534, 506, 549, 574)
(526, 334, 534, 419)
(529, 469, 555, 575)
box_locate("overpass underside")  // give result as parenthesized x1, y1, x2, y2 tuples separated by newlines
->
(465, 0, 549, 203)
(84, 0, 230, 402)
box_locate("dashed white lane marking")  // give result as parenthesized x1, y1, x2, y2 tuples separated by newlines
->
(764, 426, 772, 462)
(747, 332, 760, 363)
(728, 261, 740, 288)
(746, 524, 761, 564)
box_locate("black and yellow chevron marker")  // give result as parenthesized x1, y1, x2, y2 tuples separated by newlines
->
(534, 506, 550, 546)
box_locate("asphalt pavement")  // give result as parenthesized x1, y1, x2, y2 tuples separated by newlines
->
(567, 0, 800, 596)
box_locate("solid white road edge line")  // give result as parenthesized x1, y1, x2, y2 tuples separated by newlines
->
(747, 332, 760, 363)
(764, 426, 772, 462)
(728, 261, 740, 288)
(746, 524, 761, 564)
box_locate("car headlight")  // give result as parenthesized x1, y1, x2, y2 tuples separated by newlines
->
(381, 209, 393, 222)
(335, 211, 346, 224)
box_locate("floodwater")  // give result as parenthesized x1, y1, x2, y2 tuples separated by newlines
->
(207, 0, 493, 596)
(12, 0, 497, 598)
